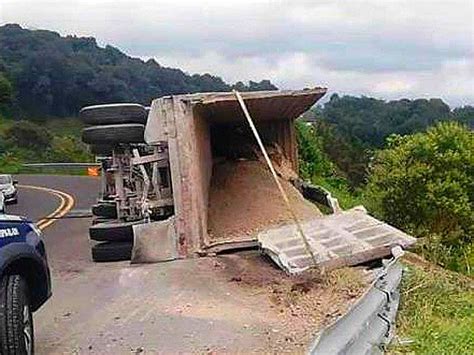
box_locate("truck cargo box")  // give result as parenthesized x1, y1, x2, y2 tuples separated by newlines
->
(144, 88, 415, 270)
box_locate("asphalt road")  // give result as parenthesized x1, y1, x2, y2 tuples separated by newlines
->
(9, 175, 300, 354)
(7, 181, 60, 224)
(10, 175, 99, 271)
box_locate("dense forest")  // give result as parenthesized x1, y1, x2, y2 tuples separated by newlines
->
(300, 94, 474, 186)
(0, 24, 276, 117)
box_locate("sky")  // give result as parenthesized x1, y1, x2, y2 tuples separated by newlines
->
(1, 0, 473, 107)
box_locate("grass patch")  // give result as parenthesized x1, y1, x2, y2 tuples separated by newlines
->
(42, 117, 83, 137)
(390, 255, 474, 354)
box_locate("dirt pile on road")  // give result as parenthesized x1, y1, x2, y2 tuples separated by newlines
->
(207, 159, 321, 242)
(217, 252, 369, 352)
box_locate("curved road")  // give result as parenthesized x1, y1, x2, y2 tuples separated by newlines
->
(9, 175, 99, 271)
(8, 175, 288, 354)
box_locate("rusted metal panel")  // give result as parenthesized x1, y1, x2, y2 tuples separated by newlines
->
(258, 208, 417, 274)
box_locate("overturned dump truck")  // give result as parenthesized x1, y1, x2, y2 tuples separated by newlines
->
(81, 88, 415, 271)
(79, 89, 417, 352)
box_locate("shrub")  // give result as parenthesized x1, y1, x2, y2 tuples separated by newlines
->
(365, 122, 473, 273)
(48, 135, 92, 163)
(5, 120, 52, 149)
(295, 121, 333, 180)
(0, 152, 22, 173)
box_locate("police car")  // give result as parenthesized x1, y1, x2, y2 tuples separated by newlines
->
(0, 214, 51, 354)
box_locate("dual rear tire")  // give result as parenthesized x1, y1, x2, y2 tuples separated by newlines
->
(82, 124, 146, 145)
(81, 103, 148, 151)
(89, 220, 137, 262)
(80, 103, 147, 125)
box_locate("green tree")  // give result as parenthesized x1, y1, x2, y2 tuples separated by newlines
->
(0, 72, 12, 104)
(295, 121, 333, 180)
(0, 24, 277, 117)
(365, 122, 473, 273)
(452, 106, 474, 129)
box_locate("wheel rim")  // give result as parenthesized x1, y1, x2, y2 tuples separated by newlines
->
(23, 305, 33, 355)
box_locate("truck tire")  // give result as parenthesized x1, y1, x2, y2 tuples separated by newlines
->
(91, 217, 113, 225)
(0, 275, 34, 355)
(91, 203, 117, 219)
(82, 124, 145, 145)
(89, 220, 137, 242)
(90, 144, 114, 156)
(91, 242, 133, 262)
(80, 103, 147, 125)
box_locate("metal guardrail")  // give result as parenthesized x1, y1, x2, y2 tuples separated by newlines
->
(22, 163, 100, 168)
(309, 253, 404, 354)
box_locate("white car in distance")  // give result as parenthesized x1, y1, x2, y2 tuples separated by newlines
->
(0, 174, 18, 206)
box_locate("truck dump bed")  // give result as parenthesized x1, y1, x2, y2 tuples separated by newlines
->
(144, 88, 415, 270)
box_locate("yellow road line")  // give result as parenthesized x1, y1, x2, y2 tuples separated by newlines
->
(18, 184, 75, 230)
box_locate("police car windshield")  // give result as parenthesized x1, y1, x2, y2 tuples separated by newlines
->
(0, 176, 12, 184)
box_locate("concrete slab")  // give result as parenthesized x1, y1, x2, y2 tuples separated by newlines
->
(258, 208, 417, 274)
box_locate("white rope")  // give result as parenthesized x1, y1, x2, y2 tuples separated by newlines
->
(233, 90, 319, 270)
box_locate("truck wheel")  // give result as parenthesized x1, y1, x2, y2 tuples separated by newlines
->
(90, 144, 114, 156)
(0, 275, 34, 355)
(82, 124, 145, 145)
(91, 217, 113, 225)
(91, 242, 133, 262)
(80, 103, 147, 125)
(89, 220, 137, 242)
(91, 203, 117, 219)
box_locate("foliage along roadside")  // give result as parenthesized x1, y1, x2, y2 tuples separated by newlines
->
(365, 122, 473, 275)
(390, 254, 474, 354)
(297, 120, 473, 276)
(0, 117, 92, 174)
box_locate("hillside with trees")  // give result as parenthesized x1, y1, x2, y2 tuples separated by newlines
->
(297, 102, 473, 276)
(301, 94, 474, 186)
(0, 24, 277, 118)
(0, 23, 276, 169)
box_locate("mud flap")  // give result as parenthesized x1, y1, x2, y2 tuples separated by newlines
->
(131, 217, 177, 264)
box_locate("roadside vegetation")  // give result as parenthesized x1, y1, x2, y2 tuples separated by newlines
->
(297, 109, 473, 352)
(297, 97, 473, 276)
(0, 116, 92, 174)
(391, 255, 474, 354)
